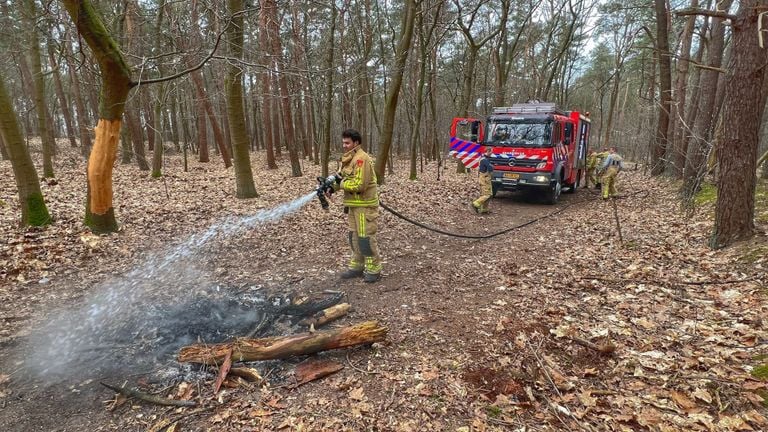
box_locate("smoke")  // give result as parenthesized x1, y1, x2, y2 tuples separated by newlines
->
(20, 192, 317, 383)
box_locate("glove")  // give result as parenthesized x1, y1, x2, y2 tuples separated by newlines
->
(316, 173, 341, 196)
(316, 174, 341, 210)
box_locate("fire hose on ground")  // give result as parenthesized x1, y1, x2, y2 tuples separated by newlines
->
(315, 175, 649, 240)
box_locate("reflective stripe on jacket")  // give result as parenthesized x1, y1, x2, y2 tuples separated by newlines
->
(338, 146, 379, 208)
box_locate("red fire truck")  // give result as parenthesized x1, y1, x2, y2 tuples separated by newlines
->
(449, 102, 591, 204)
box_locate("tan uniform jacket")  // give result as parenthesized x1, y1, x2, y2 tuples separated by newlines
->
(338, 146, 379, 208)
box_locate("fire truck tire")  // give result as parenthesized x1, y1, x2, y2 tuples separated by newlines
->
(545, 178, 561, 205)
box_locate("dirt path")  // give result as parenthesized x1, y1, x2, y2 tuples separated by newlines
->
(2, 152, 766, 431)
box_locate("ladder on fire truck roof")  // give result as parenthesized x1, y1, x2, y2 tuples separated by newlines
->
(492, 102, 565, 116)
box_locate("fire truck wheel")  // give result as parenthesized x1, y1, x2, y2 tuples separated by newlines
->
(546, 178, 561, 205)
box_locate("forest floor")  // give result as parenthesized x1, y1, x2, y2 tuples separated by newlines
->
(1, 143, 768, 432)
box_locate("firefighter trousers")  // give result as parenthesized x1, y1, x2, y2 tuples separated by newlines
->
(347, 206, 382, 275)
(601, 167, 619, 198)
(586, 168, 597, 188)
(472, 173, 492, 213)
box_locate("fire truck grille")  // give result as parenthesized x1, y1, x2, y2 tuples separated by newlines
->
(490, 157, 540, 168)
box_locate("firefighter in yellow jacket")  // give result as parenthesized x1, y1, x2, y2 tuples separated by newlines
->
(335, 129, 382, 283)
(587, 149, 609, 188)
(471, 146, 494, 214)
(599, 147, 624, 199)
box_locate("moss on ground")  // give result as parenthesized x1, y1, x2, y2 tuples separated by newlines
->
(753, 364, 768, 380)
(694, 183, 717, 206)
(756, 180, 768, 223)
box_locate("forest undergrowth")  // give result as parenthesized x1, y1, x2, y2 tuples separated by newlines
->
(0, 144, 767, 431)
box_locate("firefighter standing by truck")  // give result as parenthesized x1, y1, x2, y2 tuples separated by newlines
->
(599, 147, 624, 199)
(471, 147, 494, 214)
(586, 149, 608, 188)
(334, 129, 382, 283)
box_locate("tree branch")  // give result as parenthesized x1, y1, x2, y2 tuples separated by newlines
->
(674, 8, 736, 21)
(129, 7, 258, 87)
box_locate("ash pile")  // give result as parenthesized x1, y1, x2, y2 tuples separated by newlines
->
(22, 285, 345, 384)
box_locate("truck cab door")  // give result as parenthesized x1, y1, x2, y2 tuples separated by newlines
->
(450, 118, 485, 143)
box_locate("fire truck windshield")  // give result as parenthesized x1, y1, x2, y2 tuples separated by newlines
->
(487, 122, 551, 147)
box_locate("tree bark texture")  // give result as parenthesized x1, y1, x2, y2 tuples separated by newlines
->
(226, 0, 258, 198)
(375, 0, 417, 184)
(669, 0, 698, 177)
(264, 0, 302, 177)
(0, 71, 51, 226)
(25, 0, 56, 178)
(62, 0, 133, 233)
(178, 321, 388, 365)
(682, 0, 732, 205)
(150, 1, 168, 178)
(711, 0, 767, 248)
(651, 0, 672, 176)
(46, 38, 78, 149)
(320, 6, 337, 177)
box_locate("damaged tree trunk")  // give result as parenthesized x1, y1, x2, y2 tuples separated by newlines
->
(179, 321, 387, 365)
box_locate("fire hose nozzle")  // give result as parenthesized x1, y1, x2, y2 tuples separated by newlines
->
(316, 174, 341, 210)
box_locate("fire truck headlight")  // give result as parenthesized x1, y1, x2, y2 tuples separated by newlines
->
(536, 162, 547, 169)
(532, 175, 549, 183)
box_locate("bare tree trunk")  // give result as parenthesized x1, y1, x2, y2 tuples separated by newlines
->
(682, 0, 732, 206)
(651, 0, 672, 176)
(24, 0, 55, 178)
(0, 71, 51, 226)
(602, 71, 622, 149)
(226, 0, 258, 197)
(150, 2, 167, 178)
(669, 0, 698, 177)
(47, 37, 78, 149)
(320, 5, 337, 177)
(188, 0, 231, 168)
(121, 0, 146, 169)
(125, 106, 150, 170)
(375, 0, 417, 184)
(712, 0, 766, 247)
(0, 130, 9, 160)
(264, 0, 301, 176)
(62, 0, 134, 233)
(409, 0, 441, 181)
(258, 13, 278, 170)
(151, 94, 165, 177)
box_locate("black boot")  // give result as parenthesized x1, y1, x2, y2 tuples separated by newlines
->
(340, 269, 364, 279)
(363, 272, 381, 283)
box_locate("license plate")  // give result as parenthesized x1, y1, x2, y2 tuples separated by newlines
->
(503, 173, 520, 179)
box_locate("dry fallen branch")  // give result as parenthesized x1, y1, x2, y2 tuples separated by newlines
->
(100, 382, 197, 407)
(567, 336, 616, 355)
(178, 321, 388, 364)
(294, 358, 344, 386)
(213, 348, 233, 394)
(229, 367, 263, 383)
(299, 303, 351, 328)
